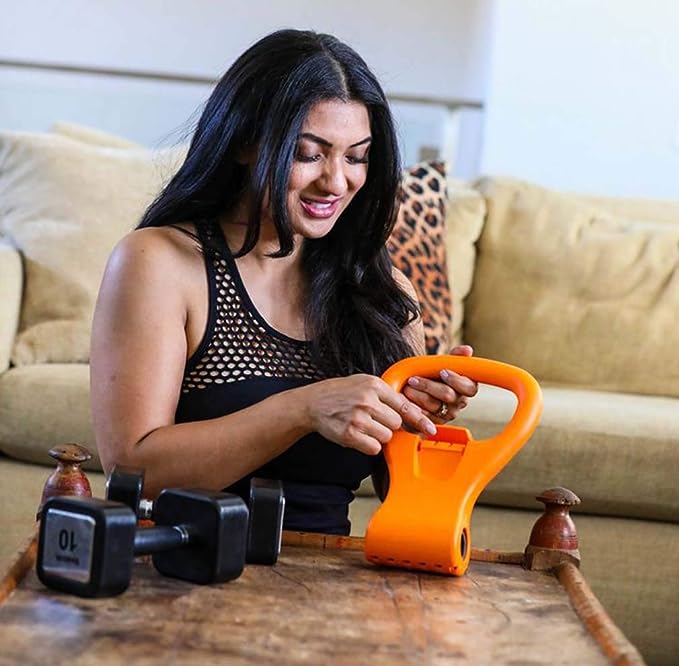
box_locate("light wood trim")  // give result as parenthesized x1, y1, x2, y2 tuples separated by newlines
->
(282, 530, 364, 551)
(0, 524, 38, 605)
(281, 530, 525, 564)
(557, 561, 647, 666)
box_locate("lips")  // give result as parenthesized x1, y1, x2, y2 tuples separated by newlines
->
(300, 197, 341, 219)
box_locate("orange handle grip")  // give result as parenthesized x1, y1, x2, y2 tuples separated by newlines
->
(365, 355, 543, 576)
(383, 355, 543, 465)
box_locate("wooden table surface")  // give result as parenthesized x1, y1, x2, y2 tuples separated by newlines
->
(0, 531, 635, 666)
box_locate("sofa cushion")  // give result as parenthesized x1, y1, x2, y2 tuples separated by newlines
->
(580, 193, 679, 225)
(465, 177, 679, 397)
(50, 121, 142, 149)
(455, 383, 679, 523)
(386, 160, 451, 354)
(0, 240, 22, 373)
(444, 179, 486, 346)
(0, 131, 185, 365)
(0, 364, 100, 469)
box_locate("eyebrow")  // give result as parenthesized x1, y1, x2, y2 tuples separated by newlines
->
(299, 132, 372, 148)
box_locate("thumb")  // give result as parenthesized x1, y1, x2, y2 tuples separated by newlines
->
(450, 344, 474, 357)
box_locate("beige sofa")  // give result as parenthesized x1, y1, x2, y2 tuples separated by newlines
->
(1, 125, 678, 665)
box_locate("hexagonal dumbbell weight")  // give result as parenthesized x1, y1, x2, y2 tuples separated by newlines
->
(37, 488, 248, 597)
(106, 467, 285, 565)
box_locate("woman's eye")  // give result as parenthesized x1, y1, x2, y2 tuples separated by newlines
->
(347, 154, 369, 165)
(295, 152, 321, 163)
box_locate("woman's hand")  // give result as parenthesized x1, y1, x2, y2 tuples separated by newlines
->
(303, 374, 439, 456)
(401, 345, 479, 424)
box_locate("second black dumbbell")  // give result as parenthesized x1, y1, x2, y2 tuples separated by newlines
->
(107, 467, 285, 565)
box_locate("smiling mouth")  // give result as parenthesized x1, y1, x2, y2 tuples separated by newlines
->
(300, 198, 341, 219)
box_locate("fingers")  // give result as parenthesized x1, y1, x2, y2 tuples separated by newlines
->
(450, 344, 474, 357)
(359, 413, 397, 447)
(368, 398, 404, 433)
(344, 400, 403, 454)
(407, 372, 478, 401)
(376, 384, 437, 437)
(348, 431, 387, 456)
(316, 375, 440, 453)
(404, 378, 459, 413)
(395, 395, 438, 436)
(352, 402, 433, 451)
(403, 368, 477, 424)
(439, 369, 478, 398)
(402, 385, 468, 423)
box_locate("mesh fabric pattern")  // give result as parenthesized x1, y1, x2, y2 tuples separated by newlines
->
(181, 250, 327, 393)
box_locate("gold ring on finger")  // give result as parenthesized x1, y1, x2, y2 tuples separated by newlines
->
(435, 401, 449, 419)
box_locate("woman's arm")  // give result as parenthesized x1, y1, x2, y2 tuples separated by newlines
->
(91, 231, 437, 498)
(90, 228, 310, 496)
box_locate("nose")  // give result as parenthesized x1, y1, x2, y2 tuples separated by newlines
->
(319, 157, 348, 196)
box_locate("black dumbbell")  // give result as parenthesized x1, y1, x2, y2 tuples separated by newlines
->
(37, 488, 248, 597)
(107, 467, 285, 565)
(245, 478, 286, 565)
(106, 466, 154, 519)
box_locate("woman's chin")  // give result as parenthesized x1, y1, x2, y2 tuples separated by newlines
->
(293, 216, 338, 239)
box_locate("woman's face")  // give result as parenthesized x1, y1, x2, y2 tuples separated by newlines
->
(287, 99, 371, 239)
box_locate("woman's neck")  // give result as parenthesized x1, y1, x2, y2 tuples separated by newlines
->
(218, 209, 304, 277)
(218, 209, 308, 331)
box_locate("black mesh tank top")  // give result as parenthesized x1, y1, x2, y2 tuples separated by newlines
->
(175, 222, 375, 535)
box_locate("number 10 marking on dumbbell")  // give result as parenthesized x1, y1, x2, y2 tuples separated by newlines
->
(42, 509, 96, 584)
(59, 529, 76, 552)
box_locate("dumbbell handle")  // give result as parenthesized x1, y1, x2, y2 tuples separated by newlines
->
(133, 524, 191, 556)
(138, 499, 154, 520)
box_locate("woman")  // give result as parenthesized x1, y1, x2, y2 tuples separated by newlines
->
(90, 29, 477, 535)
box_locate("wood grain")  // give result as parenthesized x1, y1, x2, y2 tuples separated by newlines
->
(0, 540, 612, 665)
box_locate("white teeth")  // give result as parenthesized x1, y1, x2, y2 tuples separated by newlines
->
(304, 200, 333, 209)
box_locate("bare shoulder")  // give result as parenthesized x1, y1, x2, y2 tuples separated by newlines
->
(97, 223, 205, 324)
(107, 224, 200, 277)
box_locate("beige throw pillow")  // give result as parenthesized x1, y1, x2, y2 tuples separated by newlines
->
(464, 177, 679, 397)
(0, 131, 185, 365)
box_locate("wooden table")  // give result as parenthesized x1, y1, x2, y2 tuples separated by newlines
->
(0, 529, 645, 665)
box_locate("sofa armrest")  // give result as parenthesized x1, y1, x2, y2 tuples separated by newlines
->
(0, 239, 23, 373)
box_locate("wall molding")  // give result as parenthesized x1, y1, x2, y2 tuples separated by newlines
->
(0, 58, 483, 110)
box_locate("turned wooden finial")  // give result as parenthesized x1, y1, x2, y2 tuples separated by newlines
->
(524, 487, 581, 570)
(36, 444, 93, 520)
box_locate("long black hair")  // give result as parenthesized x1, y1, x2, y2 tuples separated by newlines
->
(139, 29, 419, 376)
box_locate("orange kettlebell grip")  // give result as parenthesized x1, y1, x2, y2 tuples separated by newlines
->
(364, 355, 543, 576)
(383, 355, 543, 455)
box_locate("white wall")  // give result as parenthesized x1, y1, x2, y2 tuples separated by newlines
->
(0, 0, 491, 172)
(480, 0, 679, 199)
(1, 0, 492, 100)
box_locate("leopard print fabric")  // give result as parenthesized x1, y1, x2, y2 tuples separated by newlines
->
(387, 161, 452, 355)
